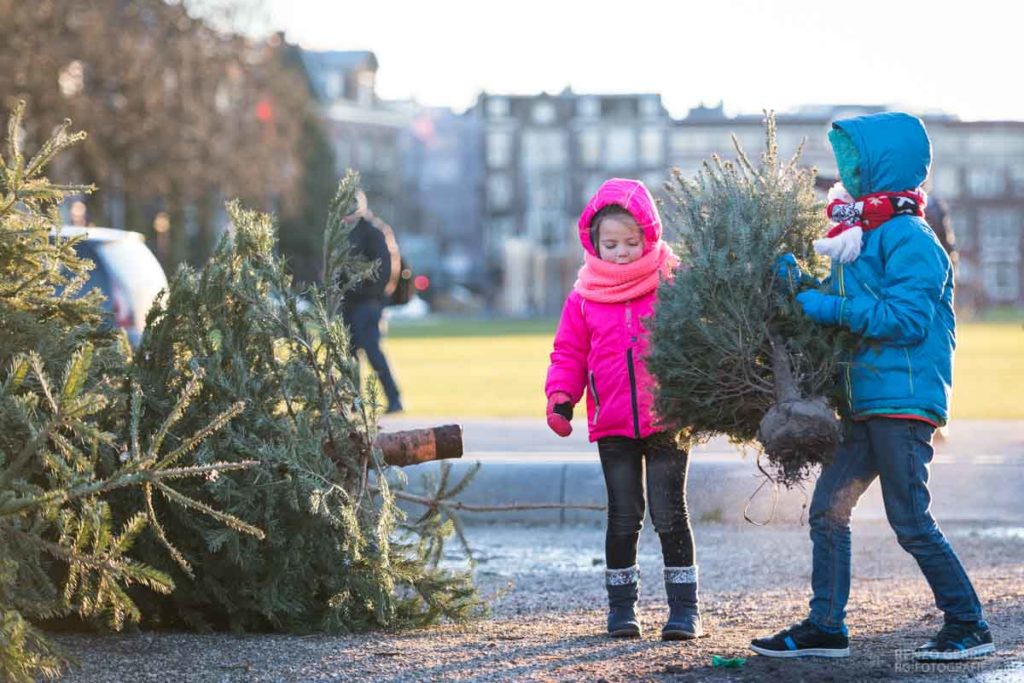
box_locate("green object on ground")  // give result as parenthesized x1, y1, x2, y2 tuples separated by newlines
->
(711, 655, 747, 668)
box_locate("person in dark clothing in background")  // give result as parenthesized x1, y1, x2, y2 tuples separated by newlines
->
(341, 191, 403, 414)
(924, 195, 957, 263)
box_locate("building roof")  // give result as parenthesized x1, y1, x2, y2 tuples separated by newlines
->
(300, 49, 378, 73)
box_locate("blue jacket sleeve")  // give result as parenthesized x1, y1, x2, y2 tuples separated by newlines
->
(839, 226, 946, 345)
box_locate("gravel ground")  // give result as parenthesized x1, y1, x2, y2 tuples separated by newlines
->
(55, 519, 1024, 682)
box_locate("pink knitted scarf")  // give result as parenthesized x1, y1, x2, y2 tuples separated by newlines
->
(573, 240, 679, 303)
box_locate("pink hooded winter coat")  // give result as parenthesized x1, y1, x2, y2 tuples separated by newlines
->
(545, 179, 669, 442)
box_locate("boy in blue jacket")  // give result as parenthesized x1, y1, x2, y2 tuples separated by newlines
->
(752, 113, 995, 662)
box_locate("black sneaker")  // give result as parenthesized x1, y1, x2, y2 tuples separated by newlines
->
(914, 621, 995, 661)
(750, 619, 850, 658)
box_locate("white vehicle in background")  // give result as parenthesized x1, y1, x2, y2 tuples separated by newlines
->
(53, 226, 168, 347)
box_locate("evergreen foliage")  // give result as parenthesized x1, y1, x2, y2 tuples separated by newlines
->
(126, 171, 480, 633)
(648, 114, 851, 486)
(0, 103, 260, 681)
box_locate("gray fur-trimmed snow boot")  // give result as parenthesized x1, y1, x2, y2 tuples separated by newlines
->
(662, 565, 703, 640)
(606, 565, 642, 637)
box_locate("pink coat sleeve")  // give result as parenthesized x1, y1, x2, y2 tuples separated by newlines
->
(545, 293, 589, 403)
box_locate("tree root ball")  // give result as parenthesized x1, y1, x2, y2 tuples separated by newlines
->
(758, 397, 840, 486)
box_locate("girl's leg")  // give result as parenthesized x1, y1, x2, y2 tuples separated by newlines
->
(598, 437, 645, 637)
(598, 437, 645, 568)
(645, 432, 702, 639)
(645, 432, 694, 566)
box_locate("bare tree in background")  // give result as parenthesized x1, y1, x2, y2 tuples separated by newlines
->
(0, 0, 318, 270)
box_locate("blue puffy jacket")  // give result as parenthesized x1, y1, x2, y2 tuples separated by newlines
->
(827, 113, 956, 424)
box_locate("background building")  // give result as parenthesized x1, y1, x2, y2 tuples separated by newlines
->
(300, 50, 408, 226)
(476, 94, 1024, 315)
(474, 90, 671, 315)
(299, 52, 1024, 315)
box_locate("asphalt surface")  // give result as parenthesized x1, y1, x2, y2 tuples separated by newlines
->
(378, 417, 1024, 525)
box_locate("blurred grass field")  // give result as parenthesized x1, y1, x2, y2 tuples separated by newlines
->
(372, 318, 1024, 419)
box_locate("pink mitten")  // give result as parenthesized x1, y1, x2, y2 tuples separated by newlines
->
(546, 392, 573, 437)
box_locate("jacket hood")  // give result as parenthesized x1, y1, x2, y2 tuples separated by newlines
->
(577, 178, 663, 256)
(831, 112, 931, 195)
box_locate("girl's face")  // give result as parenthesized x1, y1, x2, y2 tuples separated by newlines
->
(597, 216, 644, 264)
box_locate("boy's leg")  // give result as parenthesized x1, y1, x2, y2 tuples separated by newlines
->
(751, 421, 874, 658)
(869, 419, 985, 623)
(807, 420, 878, 633)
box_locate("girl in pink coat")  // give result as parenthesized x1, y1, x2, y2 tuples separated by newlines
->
(545, 178, 700, 640)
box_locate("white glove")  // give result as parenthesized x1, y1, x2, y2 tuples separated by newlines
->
(813, 226, 863, 264)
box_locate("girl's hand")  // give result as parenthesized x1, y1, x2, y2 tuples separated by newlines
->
(546, 392, 573, 437)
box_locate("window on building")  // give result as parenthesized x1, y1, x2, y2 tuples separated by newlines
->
(522, 130, 567, 170)
(931, 167, 961, 198)
(487, 131, 513, 169)
(605, 127, 637, 169)
(486, 97, 510, 119)
(640, 128, 664, 167)
(967, 168, 1005, 198)
(532, 101, 557, 125)
(322, 73, 340, 100)
(578, 128, 601, 168)
(983, 261, 1020, 302)
(356, 70, 375, 106)
(487, 173, 513, 211)
(979, 208, 1021, 253)
(358, 138, 373, 170)
(1010, 164, 1024, 196)
(669, 128, 721, 158)
(639, 97, 661, 119)
(578, 97, 600, 119)
(526, 210, 566, 245)
(527, 174, 565, 210)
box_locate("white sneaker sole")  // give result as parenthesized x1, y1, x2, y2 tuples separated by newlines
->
(914, 643, 995, 661)
(750, 644, 850, 658)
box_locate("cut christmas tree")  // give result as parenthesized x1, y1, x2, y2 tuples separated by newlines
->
(0, 104, 261, 682)
(124, 173, 480, 633)
(647, 114, 849, 487)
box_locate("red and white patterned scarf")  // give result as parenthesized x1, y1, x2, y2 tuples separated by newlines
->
(814, 183, 927, 263)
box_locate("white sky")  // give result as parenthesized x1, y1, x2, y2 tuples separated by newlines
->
(262, 0, 1020, 121)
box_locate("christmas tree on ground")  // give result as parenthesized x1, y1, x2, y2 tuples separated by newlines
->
(647, 113, 850, 487)
(0, 105, 261, 681)
(123, 172, 480, 633)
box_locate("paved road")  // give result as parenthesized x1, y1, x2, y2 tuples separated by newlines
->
(378, 417, 1024, 525)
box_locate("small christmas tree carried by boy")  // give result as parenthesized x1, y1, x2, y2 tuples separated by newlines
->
(647, 114, 848, 486)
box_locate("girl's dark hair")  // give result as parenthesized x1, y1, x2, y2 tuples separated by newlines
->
(588, 204, 635, 250)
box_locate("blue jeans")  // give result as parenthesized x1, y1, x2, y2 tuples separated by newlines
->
(343, 300, 401, 408)
(808, 418, 984, 632)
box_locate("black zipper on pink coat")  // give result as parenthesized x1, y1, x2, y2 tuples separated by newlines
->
(625, 304, 640, 439)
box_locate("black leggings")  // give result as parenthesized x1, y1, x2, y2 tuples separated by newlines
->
(598, 432, 695, 570)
